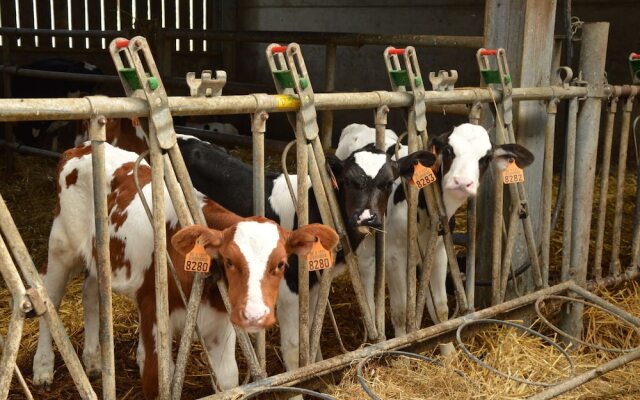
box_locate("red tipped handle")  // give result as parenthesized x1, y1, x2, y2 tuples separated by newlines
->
(480, 49, 498, 56)
(271, 45, 287, 53)
(115, 38, 129, 49)
(388, 47, 405, 55)
(631, 53, 640, 60)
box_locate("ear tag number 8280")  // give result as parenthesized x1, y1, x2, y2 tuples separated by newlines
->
(502, 158, 525, 184)
(411, 161, 437, 189)
(307, 240, 333, 271)
(184, 237, 211, 273)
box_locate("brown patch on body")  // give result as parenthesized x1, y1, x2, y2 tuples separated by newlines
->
(53, 144, 93, 217)
(105, 118, 149, 154)
(65, 168, 78, 188)
(107, 162, 151, 231)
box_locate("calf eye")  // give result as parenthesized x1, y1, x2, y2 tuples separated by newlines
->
(224, 258, 234, 269)
(274, 261, 287, 274)
(443, 146, 454, 157)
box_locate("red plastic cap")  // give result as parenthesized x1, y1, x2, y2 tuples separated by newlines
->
(271, 45, 287, 53)
(631, 53, 640, 60)
(480, 49, 498, 56)
(116, 38, 129, 49)
(388, 48, 405, 55)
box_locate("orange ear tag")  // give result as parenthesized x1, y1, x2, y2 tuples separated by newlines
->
(502, 159, 525, 184)
(306, 240, 333, 271)
(411, 162, 437, 189)
(184, 237, 211, 273)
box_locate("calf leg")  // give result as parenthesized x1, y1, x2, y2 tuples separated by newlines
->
(203, 310, 238, 390)
(425, 239, 449, 324)
(277, 282, 300, 371)
(82, 273, 101, 378)
(33, 233, 78, 387)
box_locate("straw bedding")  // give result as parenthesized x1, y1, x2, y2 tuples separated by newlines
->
(1, 151, 639, 399)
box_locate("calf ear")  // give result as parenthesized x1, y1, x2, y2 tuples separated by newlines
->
(396, 150, 436, 179)
(286, 223, 340, 256)
(325, 154, 344, 181)
(492, 144, 535, 171)
(171, 225, 224, 258)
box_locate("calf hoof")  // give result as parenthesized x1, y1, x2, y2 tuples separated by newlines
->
(33, 353, 55, 388)
(83, 351, 102, 378)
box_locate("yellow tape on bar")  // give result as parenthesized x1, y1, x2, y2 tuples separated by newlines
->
(275, 94, 301, 110)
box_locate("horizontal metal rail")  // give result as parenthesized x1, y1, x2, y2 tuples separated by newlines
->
(0, 85, 607, 122)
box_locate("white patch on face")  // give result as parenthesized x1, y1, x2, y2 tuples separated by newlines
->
(233, 221, 279, 323)
(335, 123, 399, 160)
(357, 209, 373, 224)
(353, 151, 388, 179)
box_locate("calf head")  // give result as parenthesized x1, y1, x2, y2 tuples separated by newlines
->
(430, 123, 535, 214)
(171, 219, 338, 332)
(326, 145, 436, 236)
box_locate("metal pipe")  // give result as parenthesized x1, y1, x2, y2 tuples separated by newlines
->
(499, 202, 521, 302)
(321, 43, 337, 149)
(374, 105, 388, 339)
(0, 305, 25, 400)
(296, 119, 310, 368)
(89, 116, 116, 400)
(540, 99, 559, 287)
(0, 195, 98, 400)
(568, 283, 640, 327)
(593, 97, 619, 279)
(609, 89, 637, 276)
(405, 109, 419, 333)
(562, 22, 610, 340)
(528, 348, 640, 400)
(465, 105, 482, 310)
(561, 97, 579, 280)
(0, 86, 598, 122)
(204, 281, 576, 400)
(0, 334, 33, 400)
(491, 133, 505, 306)
(0, 139, 61, 159)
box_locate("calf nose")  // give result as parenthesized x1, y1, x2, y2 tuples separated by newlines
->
(453, 176, 474, 190)
(242, 303, 269, 323)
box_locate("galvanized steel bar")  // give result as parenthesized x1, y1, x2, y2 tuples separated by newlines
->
(0, 195, 97, 400)
(528, 347, 640, 400)
(562, 22, 610, 340)
(205, 281, 575, 400)
(148, 125, 172, 400)
(374, 105, 388, 338)
(540, 99, 559, 287)
(500, 202, 521, 302)
(405, 108, 419, 333)
(88, 116, 117, 400)
(321, 43, 337, 149)
(0, 334, 33, 400)
(296, 119, 311, 368)
(0, 86, 596, 123)
(568, 283, 640, 327)
(593, 97, 619, 279)
(609, 89, 637, 276)
(561, 97, 579, 281)
(465, 104, 482, 311)
(491, 132, 505, 306)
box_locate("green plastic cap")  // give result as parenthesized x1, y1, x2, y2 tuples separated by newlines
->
(299, 78, 309, 89)
(148, 77, 159, 90)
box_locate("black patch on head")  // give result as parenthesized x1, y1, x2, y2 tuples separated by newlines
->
(498, 143, 535, 168)
(429, 129, 455, 175)
(478, 150, 493, 177)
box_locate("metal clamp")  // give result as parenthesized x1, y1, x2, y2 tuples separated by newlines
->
(429, 69, 458, 92)
(25, 287, 48, 316)
(266, 43, 319, 141)
(476, 48, 513, 124)
(383, 46, 427, 132)
(109, 36, 177, 149)
(186, 70, 227, 97)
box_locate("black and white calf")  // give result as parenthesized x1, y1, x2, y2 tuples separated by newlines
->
(336, 123, 534, 337)
(176, 135, 435, 369)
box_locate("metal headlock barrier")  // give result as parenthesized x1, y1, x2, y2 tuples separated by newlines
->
(1, 22, 640, 399)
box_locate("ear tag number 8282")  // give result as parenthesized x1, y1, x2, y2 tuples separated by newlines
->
(307, 240, 333, 271)
(184, 237, 211, 273)
(411, 161, 437, 189)
(502, 158, 525, 185)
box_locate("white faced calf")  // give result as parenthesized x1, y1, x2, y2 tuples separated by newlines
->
(33, 143, 338, 399)
(336, 123, 534, 337)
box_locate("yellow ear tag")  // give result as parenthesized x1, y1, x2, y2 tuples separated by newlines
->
(502, 159, 525, 184)
(307, 240, 333, 271)
(184, 237, 211, 273)
(411, 161, 437, 189)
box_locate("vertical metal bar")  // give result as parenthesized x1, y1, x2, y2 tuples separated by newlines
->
(540, 99, 558, 287)
(632, 151, 640, 270)
(0, 335, 33, 400)
(89, 116, 116, 400)
(251, 111, 267, 370)
(296, 118, 310, 368)
(374, 105, 388, 338)
(491, 128, 504, 305)
(321, 42, 337, 149)
(609, 90, 637, 276)
(414, 186, 441, 325)
(147, 123, 171, 400)
(405, 108, 419, 333)
(499, 202, 520, 301)
(465, 102, 482, 311)
(562, 22, 610, 341)
(593, 97, 618, 280)
(561, 97, 579, 281)
(0, 195, 98, 400)
(0, 306, 24, 400)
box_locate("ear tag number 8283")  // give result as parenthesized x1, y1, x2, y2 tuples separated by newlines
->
(307, 240, 333, 271)
(411, 161, 437, 189)
(502, 158, 525, 185)
(184, 237, 211, 273)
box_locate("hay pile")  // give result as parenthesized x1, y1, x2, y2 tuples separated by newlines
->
(329, 281, 640, 400)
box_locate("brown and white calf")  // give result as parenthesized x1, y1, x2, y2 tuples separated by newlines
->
(32, 142, 338, 398)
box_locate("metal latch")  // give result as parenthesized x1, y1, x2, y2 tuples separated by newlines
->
(186, 70, 227, 97)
